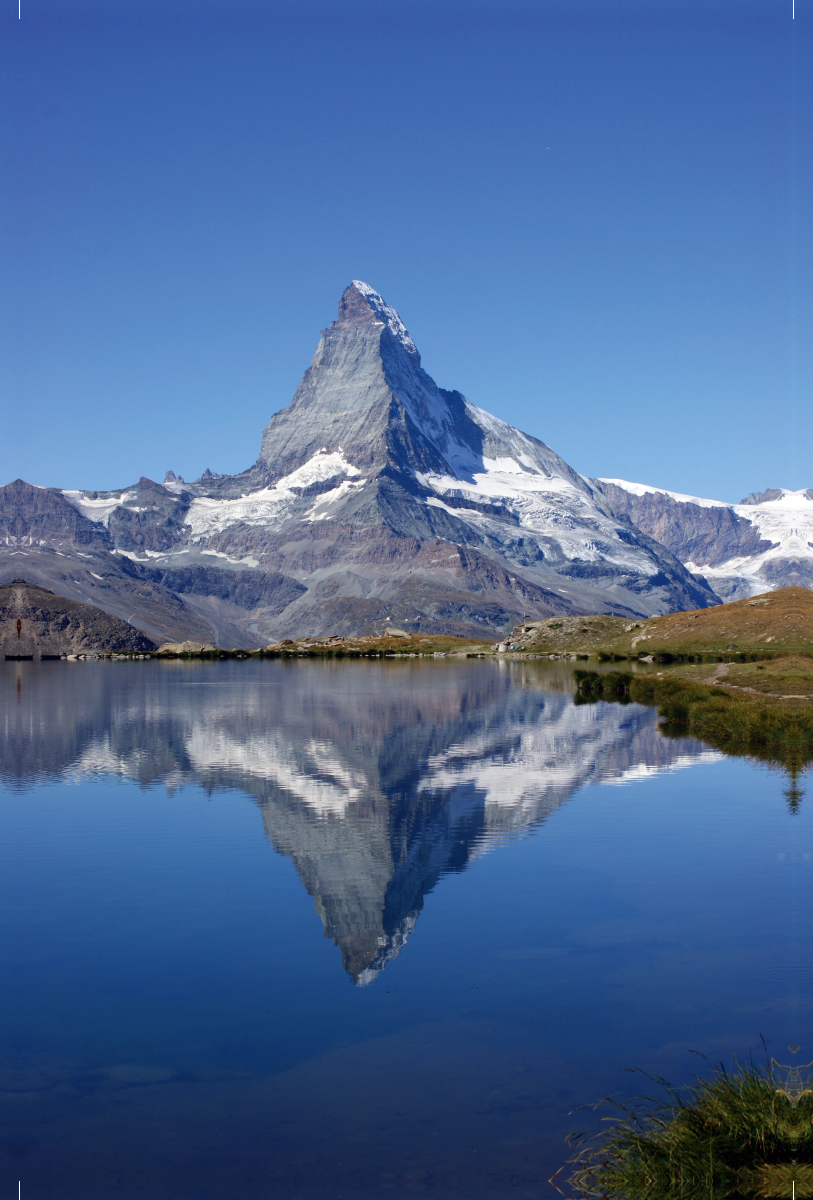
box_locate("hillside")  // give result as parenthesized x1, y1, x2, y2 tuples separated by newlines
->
(502, 586, 813, 657)
(0, 579, 157, 656)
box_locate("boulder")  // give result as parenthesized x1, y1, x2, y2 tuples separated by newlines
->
(155, 641, 218, 655)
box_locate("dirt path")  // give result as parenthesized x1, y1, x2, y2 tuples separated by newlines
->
(704, 663, 730, 685)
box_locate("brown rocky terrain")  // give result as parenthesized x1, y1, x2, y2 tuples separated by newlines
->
(499, 586, 813, 658)
(261, 628, 491, 657)
(0, 579, 157, 656)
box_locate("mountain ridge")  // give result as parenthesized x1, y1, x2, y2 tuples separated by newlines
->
(2, 282, 718, 644)
(594, 479, 813, 601)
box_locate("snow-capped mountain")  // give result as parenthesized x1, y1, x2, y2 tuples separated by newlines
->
(1, 283, 717, 644)
(594, 480, 813, 601)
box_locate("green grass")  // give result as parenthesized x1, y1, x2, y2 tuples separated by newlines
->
(629, 677, 813, 774)
(574, 672, 813, 778)
(573, 670, 634, 701)
(563, 1060, 813, 1200)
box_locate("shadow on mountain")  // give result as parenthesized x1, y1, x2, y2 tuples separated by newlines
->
(1, 659, 720, 982)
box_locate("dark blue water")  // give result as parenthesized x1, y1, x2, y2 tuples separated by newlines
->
(0, 659, 810, 1199)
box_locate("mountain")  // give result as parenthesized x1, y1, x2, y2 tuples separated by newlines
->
(1, 658, 719, 983)
(0, 578, 156, 657)
(0, 478, 222, 645)
(0, 283, 718, 645)
(594, 480, 813, 601)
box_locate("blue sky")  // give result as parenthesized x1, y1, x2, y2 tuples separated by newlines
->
(3, 0, 809, 502)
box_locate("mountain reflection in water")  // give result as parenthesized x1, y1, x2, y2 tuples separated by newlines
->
(2, 658, 719, 983)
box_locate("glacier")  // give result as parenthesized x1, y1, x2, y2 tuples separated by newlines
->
(596, 480, 813, 601)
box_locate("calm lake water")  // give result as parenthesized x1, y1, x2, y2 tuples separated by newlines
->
(1, 658, 811, 1199)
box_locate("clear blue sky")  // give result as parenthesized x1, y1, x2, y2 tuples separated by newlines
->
(3, 0, 809, 503)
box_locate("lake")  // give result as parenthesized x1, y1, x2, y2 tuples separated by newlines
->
(1, 658, 810, 1199)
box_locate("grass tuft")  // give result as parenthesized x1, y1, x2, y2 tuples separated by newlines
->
(562, 1061, 813, 1200)
(573, 670, 634, 701)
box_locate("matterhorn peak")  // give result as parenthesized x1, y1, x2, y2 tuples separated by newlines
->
(334, 280, 418, 357)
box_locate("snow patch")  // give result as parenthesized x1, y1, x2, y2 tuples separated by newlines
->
(417, 466, 659, 572)
(682, 490, 813, 584)
(114, 548, 171, 561)
(200, 549, 260, 567)
(608, 480, 813, 597)
(598, 479, 730, 509)
(282, 449, 360, 490)
(306, 478, 365, 521)
(185, 450, 360, 539)
(62, 490, 135, 526)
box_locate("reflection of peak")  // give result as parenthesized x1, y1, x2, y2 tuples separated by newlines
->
(227, 680, 720, 981)
(1, 663, 720, 981)
(355, 913, 418, 987)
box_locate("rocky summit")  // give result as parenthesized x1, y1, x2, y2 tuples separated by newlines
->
(0, 283, 718, 646)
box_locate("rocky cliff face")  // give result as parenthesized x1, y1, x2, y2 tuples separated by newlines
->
(2, 659, 719, 982)
(594, 480, 813, 601)
(1, 283, 719, 644)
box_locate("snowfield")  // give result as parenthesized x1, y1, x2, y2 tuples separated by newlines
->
(62, 490, 137, 526)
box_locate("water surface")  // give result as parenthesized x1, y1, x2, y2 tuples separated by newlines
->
(1, 658, 810, 1199)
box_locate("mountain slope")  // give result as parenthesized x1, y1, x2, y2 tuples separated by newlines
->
(0, 578, 157, 656)
(1, 283, 718, 644)
(595, 479, 813, 601)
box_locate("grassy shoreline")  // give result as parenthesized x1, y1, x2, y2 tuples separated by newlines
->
(575, 667, 813, 778)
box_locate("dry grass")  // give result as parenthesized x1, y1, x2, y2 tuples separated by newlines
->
(506, 588, 813, 658)
(623, 587, 813, 656)
(665, 656, 813, 699)
(261, 632, 491, 657)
